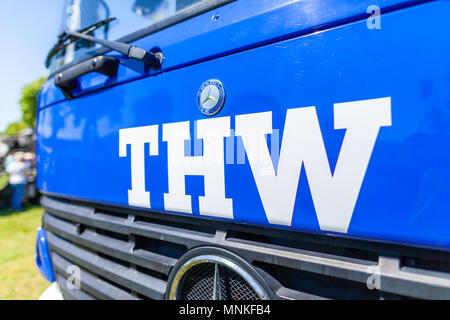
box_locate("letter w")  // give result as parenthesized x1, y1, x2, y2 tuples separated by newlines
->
(235, 97, 391, 233)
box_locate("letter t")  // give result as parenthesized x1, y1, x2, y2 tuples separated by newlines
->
(119, 125, 159, 208)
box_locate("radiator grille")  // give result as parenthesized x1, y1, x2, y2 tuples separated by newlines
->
(41, 195, 450, 300)
(179, 263, 216, 300)
(176, 263, 260, 300)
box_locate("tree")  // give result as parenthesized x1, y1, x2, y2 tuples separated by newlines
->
(4, 121, 26, 135)
(19, 77, 46, 128)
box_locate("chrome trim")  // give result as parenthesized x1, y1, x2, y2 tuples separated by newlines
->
(169, 255, 269, 300)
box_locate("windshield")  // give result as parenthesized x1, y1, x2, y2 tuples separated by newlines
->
(48, 0, 209, 72)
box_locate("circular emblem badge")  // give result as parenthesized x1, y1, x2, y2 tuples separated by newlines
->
(197, 79, 225, 116)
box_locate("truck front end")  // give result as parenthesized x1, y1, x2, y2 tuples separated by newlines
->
(35, 0, 450, 300)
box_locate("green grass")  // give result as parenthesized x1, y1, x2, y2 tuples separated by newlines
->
(0, 206, 49, 300)
(0, 175, 8, 190)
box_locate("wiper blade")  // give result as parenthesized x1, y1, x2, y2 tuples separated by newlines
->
(45, 17, 117, 68)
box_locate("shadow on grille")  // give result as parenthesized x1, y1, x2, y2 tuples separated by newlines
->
(227, 230, 378, 264)
(178, 263, 260, 300)
(402, 256, 450, 274)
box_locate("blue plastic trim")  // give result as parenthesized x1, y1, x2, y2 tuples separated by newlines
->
(35, 227, 55, 283)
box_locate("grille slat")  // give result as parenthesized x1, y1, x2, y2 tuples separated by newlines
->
(52, 252, 137, 300)
(44, 213, 176, 275)
(55, 273, 96, 300)
(47, 231, 166, 299)
(42, 196, 214, 249)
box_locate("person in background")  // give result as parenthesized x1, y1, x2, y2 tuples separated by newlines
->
(24, 152, 35, 167)
(4, 152, 15, 171)
(6, 151, 30, 210)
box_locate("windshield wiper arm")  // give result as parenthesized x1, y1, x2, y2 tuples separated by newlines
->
(46, 17, 162, 69)
(63, 29, 162, 68)
(46, 17, 117, 68)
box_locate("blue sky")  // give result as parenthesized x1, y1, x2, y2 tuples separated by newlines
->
(0, 0, 62, 131)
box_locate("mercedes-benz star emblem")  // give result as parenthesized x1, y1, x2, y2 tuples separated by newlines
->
(197, 79, 225, 116)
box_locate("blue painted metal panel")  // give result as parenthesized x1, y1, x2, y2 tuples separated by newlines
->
(37, 1, 450, 250)
(39, 0, 431, 107)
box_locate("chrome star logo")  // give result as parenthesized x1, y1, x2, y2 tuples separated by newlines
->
(197, 80, 225, 116)
(200, 84, 220, 109)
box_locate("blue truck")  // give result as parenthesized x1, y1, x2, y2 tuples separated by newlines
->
(34, 0, 450, 299)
